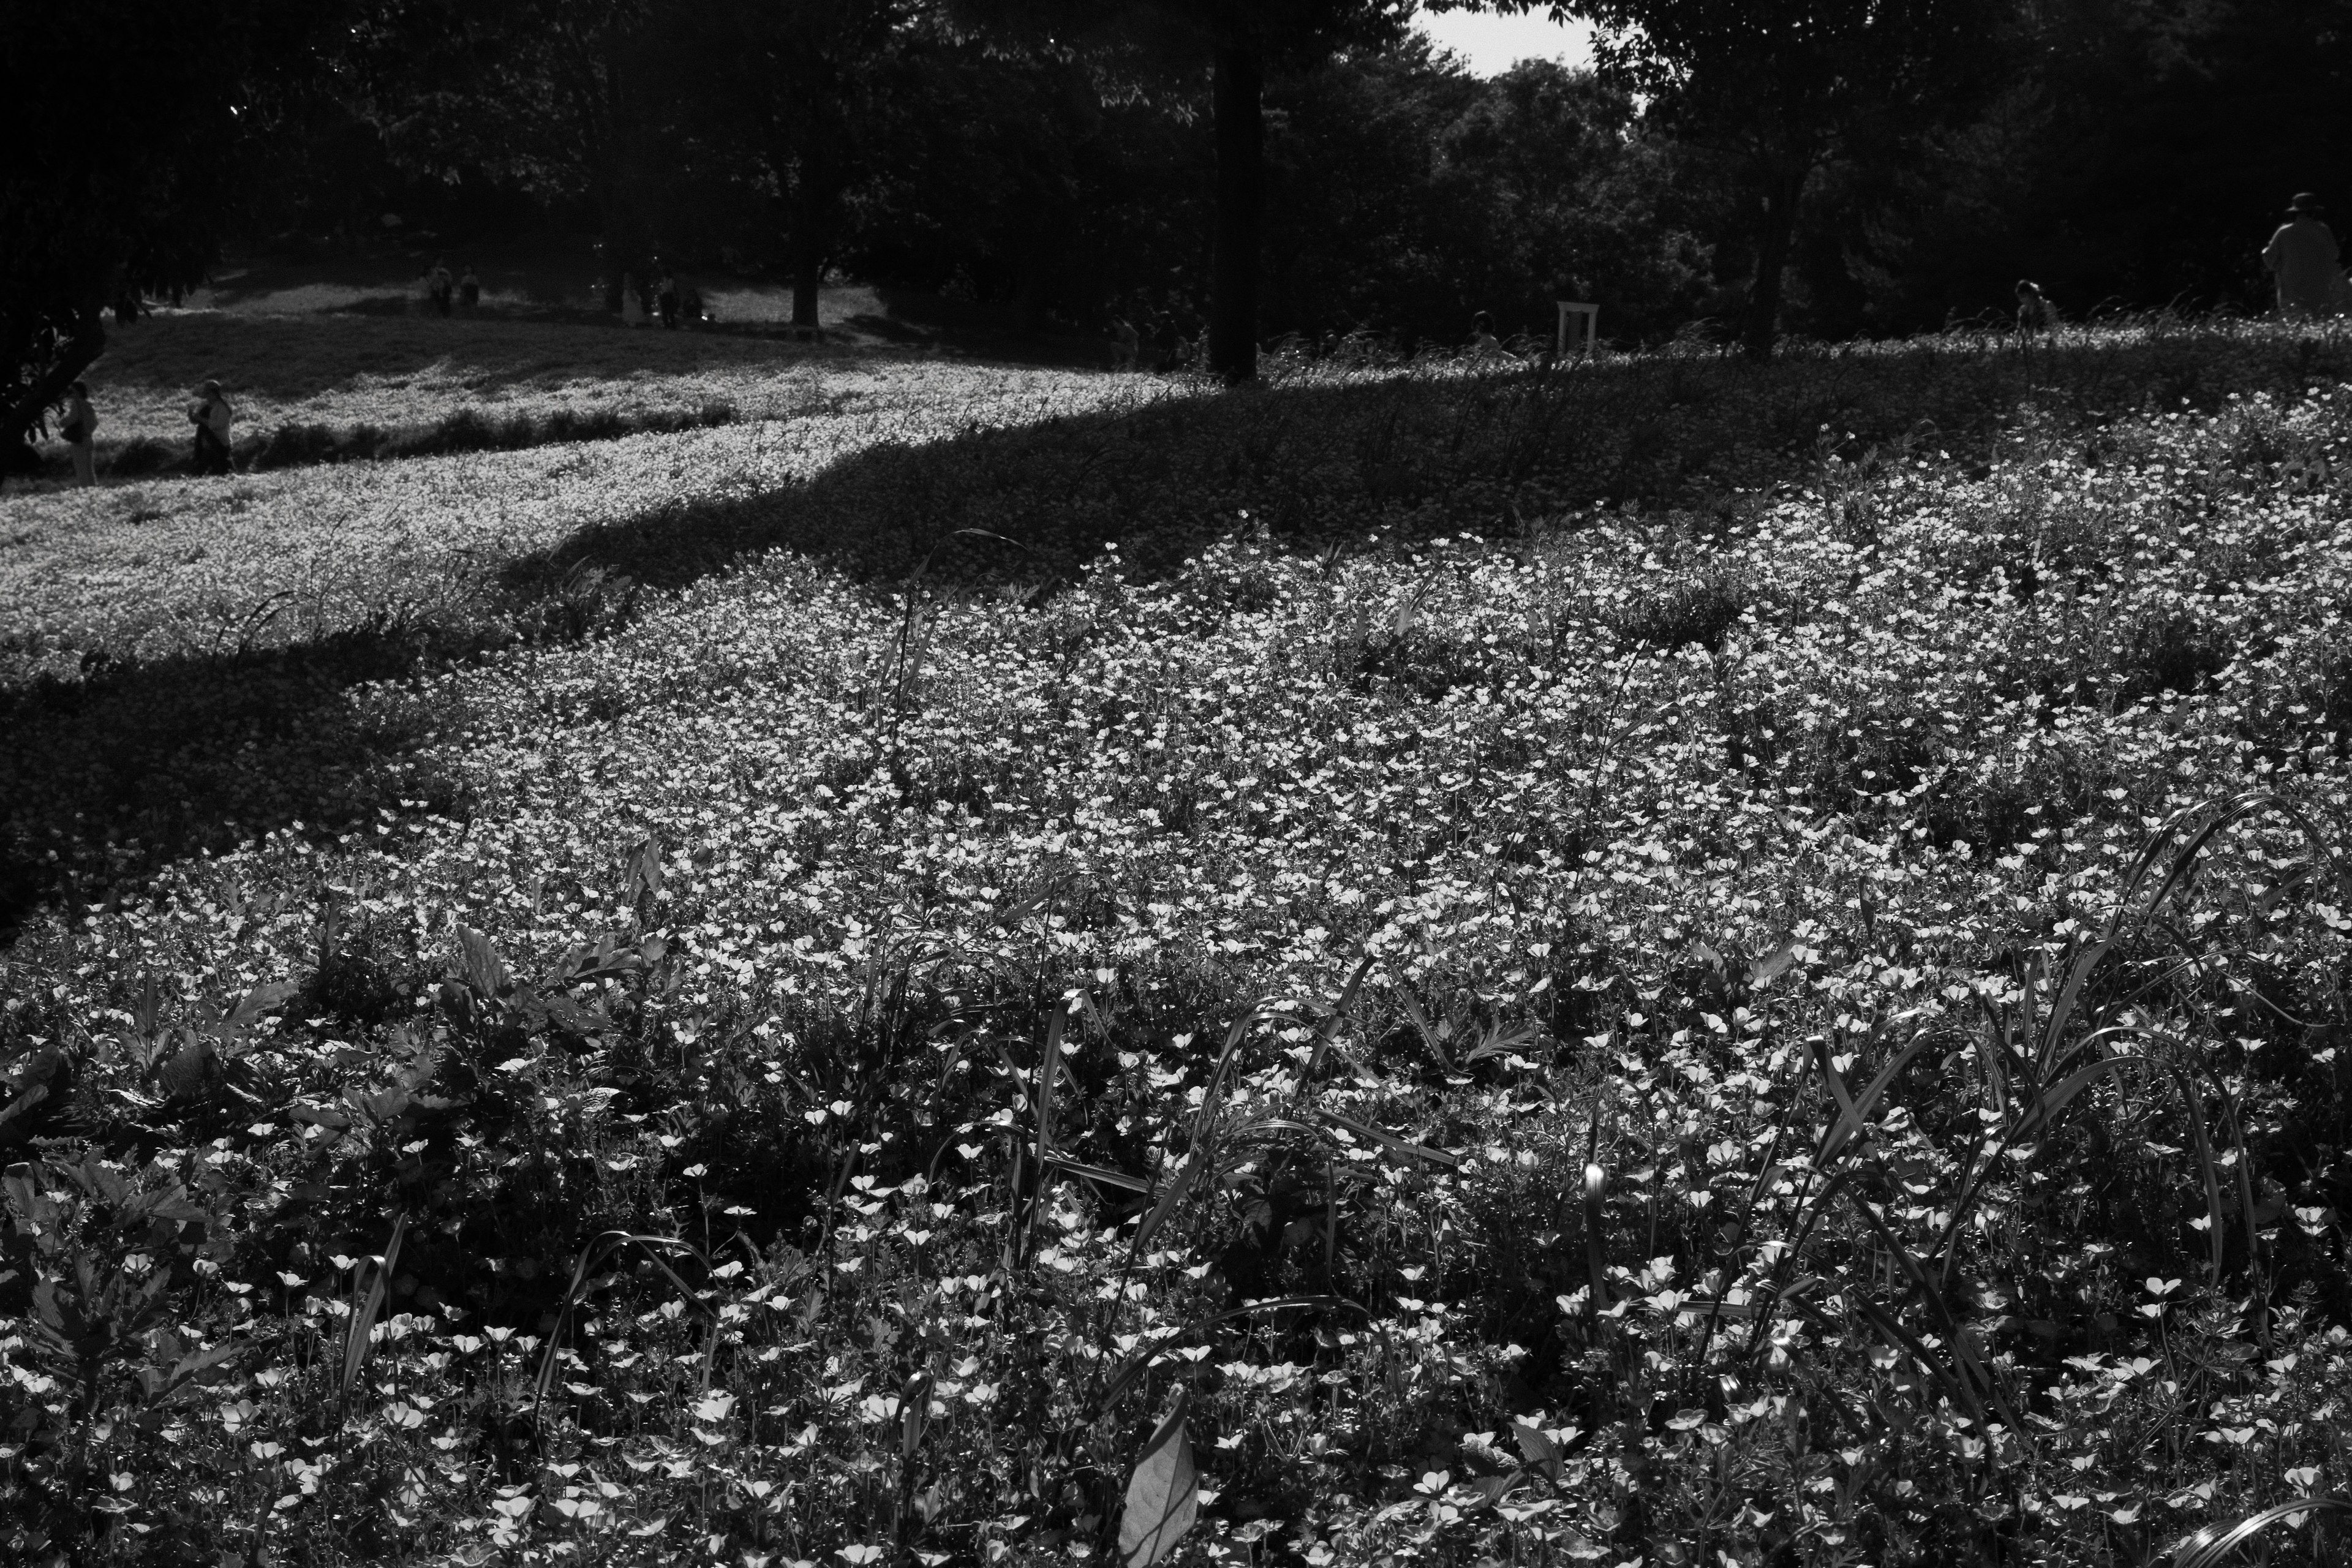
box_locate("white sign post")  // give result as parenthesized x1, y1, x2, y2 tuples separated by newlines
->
(1556, 301, 1599, 358)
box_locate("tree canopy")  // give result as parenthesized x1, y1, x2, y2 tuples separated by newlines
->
(2, 0, 343, 462)
(10, 0, 2352, 453)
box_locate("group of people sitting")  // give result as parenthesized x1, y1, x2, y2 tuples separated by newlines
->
(1107, 301, 1202, 371)
(618, 267, 705, 330)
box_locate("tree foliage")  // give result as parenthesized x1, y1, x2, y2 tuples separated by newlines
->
(1, 0, 342, 464)
(1453, 0, 2007, 355)
(955, 0, 1420, 380)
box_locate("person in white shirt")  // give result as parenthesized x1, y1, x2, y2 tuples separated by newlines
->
(60, 381, 99, 486)
(1468, 311, 1518, 361)
(188, 380, 233, 476)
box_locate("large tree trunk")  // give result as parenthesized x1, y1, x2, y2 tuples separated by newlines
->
(1743, 166, 1810, 361)
(788, 108, 835, 334)
(2, 307, 106, 477)
(1209, 42, 1265, 385)
(791, 246, 823, 332)
(789, 183, 826, 334)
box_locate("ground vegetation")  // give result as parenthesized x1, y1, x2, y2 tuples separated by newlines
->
(3, 318, 2352, 1564)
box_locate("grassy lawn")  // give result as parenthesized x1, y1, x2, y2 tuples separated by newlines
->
(3, 318, 2352, 1566)
(13, 304, 1070, 487)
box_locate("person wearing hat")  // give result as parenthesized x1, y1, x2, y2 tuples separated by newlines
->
(187, 380, 235, 476)
(2264, 194, 2341, 318)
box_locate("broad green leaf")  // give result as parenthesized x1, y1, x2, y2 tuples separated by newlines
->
(1119, 1390, 1197, 1568)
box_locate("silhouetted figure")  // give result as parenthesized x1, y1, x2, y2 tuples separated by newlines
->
(620, 271, 646, 328)
(2015, 280, 2057, 334)
(1469, 310, 1517, 361)
(2264, 194, 2341, 318)
(680, 283, 706, 329)
(656, 269, 679, 329)
(429, 258, 454, 317)
(459, 265, 481, 312)
(188, 380, 233, 476)
(1111, 314, 1140, 371)
(112, 293, 140, 327)
(60, 380, 97, 486)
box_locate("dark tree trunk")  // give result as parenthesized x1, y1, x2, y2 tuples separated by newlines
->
(791, 240, 823, 333)
(1743, 167, 1811, 361)
(595, 179, 647, 314)
(788, 119, 834, 334)
(1209, 42, 1265, 385)
(2, 308, 106, 475)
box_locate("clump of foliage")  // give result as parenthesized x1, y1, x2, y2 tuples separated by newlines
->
(5, 322, 2352, 1565)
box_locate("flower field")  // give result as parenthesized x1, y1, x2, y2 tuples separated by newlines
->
(4, 320, 2352, 1566)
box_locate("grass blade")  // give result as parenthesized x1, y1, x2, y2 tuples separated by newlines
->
(1846, 1294, 1988, 1428)
(1012, 1000, 1072, 1269)
(1316, 1107, 1461, 1167)
(2167, 1064, 2228, 1289)
(1131, 1148, 1202, 1257)
(2217, 1086, 2265, 1298)
(2041, 791, 2325, 1085)
(1303, 954, 1376, 1080)
(2171, 1496, 2352, 1568)
(2011, 1055, 2128, 1142)
(534, 1231, 713, 1419)
(1815, 1029, 1932, 1168)
(1035, 1000, 1069, 1166)
(341, 1212, 406, 1401)
(1583, 1159, 1608, 1313)
(1398, 989, 1450, 1072)
(1043, 1155, 1152, 1195)
(1839, 1186, 2018, 1428)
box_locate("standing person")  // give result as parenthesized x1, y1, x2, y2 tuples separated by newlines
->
(459, 264, 482, 313)
(187, 380, 233, 476)
(2015, 279, 2057, 334)
(2264, 194, 2341, 318)
(1110, 313, 1140, 371)
(620, 271, 646, 328)
(429, 258, 454, 317)
(59, 381, 98, 487)
(655, 268, 679, 330)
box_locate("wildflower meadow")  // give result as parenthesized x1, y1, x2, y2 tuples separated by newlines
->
(5, 320, 2352, 1567)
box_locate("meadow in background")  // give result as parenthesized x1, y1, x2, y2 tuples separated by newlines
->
(7, 270, 1066, 491)
(3, 315, 2352, 1566)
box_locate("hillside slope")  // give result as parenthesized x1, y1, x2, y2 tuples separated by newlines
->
(2, 322, 2351, 1567)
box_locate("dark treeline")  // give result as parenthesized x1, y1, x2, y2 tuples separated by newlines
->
(9, 0, 2352, 461)
(255, 0, 2352, 344)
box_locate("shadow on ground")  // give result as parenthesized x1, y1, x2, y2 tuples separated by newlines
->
(9, 323, 2350, 938)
